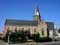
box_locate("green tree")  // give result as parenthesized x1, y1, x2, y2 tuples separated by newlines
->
(33, 32, 40, 42)
(10, 30, 26, 43)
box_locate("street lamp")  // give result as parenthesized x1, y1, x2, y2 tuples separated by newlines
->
(8, 34, 9, 44)
(8, 30, 11, 44)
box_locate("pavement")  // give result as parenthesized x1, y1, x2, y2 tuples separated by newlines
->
(0, 40, 8, 45)
(0, 40, 60, 45)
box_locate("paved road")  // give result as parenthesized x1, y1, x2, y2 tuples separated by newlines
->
(10, 42, 60, 45)
(8, 42, 60, 45)
(0, 40, 8, 45)
(0, 40, 60, 45)
(48, 42, 60, 45)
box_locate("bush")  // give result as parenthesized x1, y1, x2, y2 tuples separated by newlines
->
(39, 37, 52, 42)
(1, 30, 27, 43)
(0, 37, 1, 39)
(10, 30, 27, 43)
(32, 33, 52, 42)
(32, 32, 40, 42)
(2, 37, 8, 42)
(2, 33, 8, 42)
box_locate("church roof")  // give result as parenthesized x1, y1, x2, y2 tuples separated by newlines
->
(5, 19, 38, 26)
(5, 19, 54, 30)
(46, 22, 54, 30)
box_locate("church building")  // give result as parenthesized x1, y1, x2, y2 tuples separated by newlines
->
(3, 4, 54, 37)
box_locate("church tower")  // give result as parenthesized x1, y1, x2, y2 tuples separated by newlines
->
(33, 3, 41, 21)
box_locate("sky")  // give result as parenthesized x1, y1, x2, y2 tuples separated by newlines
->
(0, 0, 60, 32)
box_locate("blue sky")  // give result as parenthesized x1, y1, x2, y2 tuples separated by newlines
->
(0, 0, 60, 32)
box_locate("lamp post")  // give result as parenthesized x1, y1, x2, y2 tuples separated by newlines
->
(8, 30, 11, 44)
(8, 34, 9, 44)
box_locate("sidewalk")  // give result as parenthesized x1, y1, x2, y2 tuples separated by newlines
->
(0, 40, 8, 45)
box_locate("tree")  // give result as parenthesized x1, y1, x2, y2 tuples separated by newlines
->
(33, 32, 40, 42)
(10, 30, 26, 43)
(2, 31, 8, 42)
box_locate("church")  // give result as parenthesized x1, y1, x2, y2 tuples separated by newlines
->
(3, 4, 54, 37)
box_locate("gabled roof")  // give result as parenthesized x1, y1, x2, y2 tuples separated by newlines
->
(5, 19, 38, 26)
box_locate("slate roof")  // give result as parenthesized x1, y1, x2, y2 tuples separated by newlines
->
(5, 19, 54, 30)
(46, 22, 54, 30)
(5, 19, 38, 26)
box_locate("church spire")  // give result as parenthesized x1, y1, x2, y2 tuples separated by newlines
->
(34, 1, 40, 16)
(33, 0, 41, 21)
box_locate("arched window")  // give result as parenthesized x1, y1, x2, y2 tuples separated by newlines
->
(7, 27, 10, 32)
(27, 28, 30, 34)
(19, 28, 20, 30)
(21, 28, 24, 30)
(42, 28, 44, 35)
(28, 28, 30, 32)
(15, 28, 17, 32)
(7, 27, 11, 35)
(34, 28, 36, 32)
(28, 28, 30, 30)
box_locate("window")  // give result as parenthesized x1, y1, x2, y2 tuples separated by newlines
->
(42, 28, 44, 35)
(19, 28, 20, 32)
(27, 28, 30, 32)
(7, 27, 11, 34)
(21, 28, 24, 30)
(15, 28, 17, 32)
(28, 28, 30, 31)
(34, 28, 36, 32)
(7, 27, 10, 32)
(19, 28, 20, 30)
(7, 27, 9, 30)
(27, 28, 30, 34)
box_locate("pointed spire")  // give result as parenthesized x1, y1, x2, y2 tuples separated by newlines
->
(35, 0, 41, 19)
(33, 0, 41, 21)
(34, 0, 39, 15)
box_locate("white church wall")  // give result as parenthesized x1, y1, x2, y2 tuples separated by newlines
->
(49, 30, 53, 38)
(58, 33, 60, 37)
(4, 25, 37, 34)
